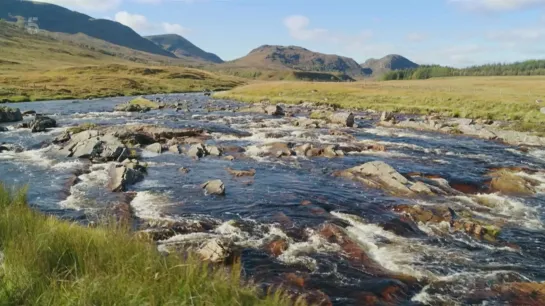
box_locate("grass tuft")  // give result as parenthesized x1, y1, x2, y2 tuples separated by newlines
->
(0, 183, 299, 306)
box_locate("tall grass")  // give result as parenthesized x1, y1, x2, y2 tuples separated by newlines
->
(0, 183, 298, 306)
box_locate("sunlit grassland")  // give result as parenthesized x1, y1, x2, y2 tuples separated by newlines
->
(0, 183, 300, 306)
(215, 77, 545, 133)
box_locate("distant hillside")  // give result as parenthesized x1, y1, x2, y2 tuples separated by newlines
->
(360, 54, 419, 76)
(146, 34, 223, 64)
(0, 0, 176, 58)
(381, 61, 545, 80)
(224, 45, 365, 78)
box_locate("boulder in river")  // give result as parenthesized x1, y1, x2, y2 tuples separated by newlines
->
(0, 127, 8, 132)
(265, 105, 285, 116)
(30, 116, 56, 133)
(226, 167, 256, 177)
(58, 130, 128, 162)
(0, 143, 24, 153)
(488, 168, 539, 195)
(187, 144, 206, 158)
(108, 164, 145, 192)
(198, 238, 233, 263)
(380, 111, 396, 124)
(144, 143, 162, 154)
(0, 106, 22, 123)
(329, 112, 355, 127)
(334, 161, 459, 196)
(201, 179, 225, 195)
(114, 97, 160, 112)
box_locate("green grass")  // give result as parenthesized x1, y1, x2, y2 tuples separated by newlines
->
(0, 183, 299, 306)
(214, 78, 545, 134)
(0, 22, 245, 103)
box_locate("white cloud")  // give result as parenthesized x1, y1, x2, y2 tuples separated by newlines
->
(114, 11, 190, 35)
(34, 0, 122, 11)
(406, 32, 428, 42)
(449, 0, 545, 11)
(283, 15, 372, 45)
(162, 22, 190, 35)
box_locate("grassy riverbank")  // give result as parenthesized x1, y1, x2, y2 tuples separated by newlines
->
(215, 77, 545, 133)
(0, 184, 297, 306)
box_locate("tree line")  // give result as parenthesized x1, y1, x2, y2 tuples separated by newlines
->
(381, 60, 545, 80)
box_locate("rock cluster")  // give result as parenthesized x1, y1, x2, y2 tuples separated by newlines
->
(0, 106, 22, 123)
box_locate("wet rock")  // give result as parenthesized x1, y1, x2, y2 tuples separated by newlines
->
(294, 143, 312, 156)
(53, 131, 71, 144)
(334, 161, 458, 196)
(0, 106, 23, 123)
(168, 145, 182, 154)
(294, 118, 321, 128)
(319, 223, 417, 283)
(144, 143, 162, 154)
(140, 219, 215, 241)
(380, 217, 425, 238)
(198, 238, 233, 263)
(201, 179, 225, 195)
(30, 116, 57, 132)
(328, 112, 355, 127)
(22, 110, 36, 116)
(178, 167, 190, 174)
(223, 155, 235, 161)
(114, 97, 159, 112)
(489, 169, 539, 195)
(380, 111, 396, 124)
(265, 239, 288, 257)
(0, 143, 24, 153)
(490, 282, 545, 305)
(226, 167, 256, 177)
(108, 164, 145, 192)
(108, 125, 204, 145)
(0, 127, 8, 132)
(394, 204, 501, 240)
(59, 130, 128, 162)
(187, 144, 206, 158)
(265, 105, 285, 116)
(205, 145, 223, 156)
(260, 142, 294, 157)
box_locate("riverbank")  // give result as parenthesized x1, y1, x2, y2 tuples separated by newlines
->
(214, 77, 545, 134)
(0, 64, 245, 103)
(0, 184, 296, 306)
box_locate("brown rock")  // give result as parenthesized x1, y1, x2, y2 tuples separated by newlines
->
(225, 167, 256, 177)
(266, 239, 288, 257)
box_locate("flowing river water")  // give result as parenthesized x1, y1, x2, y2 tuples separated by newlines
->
(1, 93, 545, 305)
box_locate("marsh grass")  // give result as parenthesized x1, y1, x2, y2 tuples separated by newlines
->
(215, 78, 545, 133)
(0, 183, 299, 306)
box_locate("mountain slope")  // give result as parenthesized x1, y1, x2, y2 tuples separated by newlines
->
(360, 54, 419, 76)
(0, 0, 176, 58)
(146, 34, 223, 63)
(224, 45, 364, 77)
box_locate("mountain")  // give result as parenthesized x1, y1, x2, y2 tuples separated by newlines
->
(360, 54, 419, 76)
(0, 0, 176, 58)
(224, 45, 365, 78)
(146, 34, 223, 64)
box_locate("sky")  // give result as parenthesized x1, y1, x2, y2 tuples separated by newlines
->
(33, 0, 545, 67)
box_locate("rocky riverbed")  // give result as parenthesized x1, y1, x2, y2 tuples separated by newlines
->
(1, 94, 545, 305)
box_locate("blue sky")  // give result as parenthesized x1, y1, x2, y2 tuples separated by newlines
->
(36, 0, 545, 67)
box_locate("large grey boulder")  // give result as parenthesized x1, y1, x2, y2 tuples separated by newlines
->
(335, 161, 460, 196)
(0, 107, 22, 123)
(187, 144, 206, 158)
(201, 180, 225, 195)
(198, 238, 233, 263)
(30, 116, 56, 133)
(108, 164, 144, 192)
(144, 143, 162, 154)
(329, 112, 355, 127)
(58, 130, 128, 162)
(265, 105, 285, 116)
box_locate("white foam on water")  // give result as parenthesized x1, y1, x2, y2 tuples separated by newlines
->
(516, 171, 545, 193)
(59, 163, 111, 210)
(0, 148, 55, 168)
(454, 194, 543, 230)
(51, 159, 87, 171)
(130, 191, 176, 221)
(331, 211, 437, 280)
(364, 127, 433, 140)
(277, 230, 341, 271)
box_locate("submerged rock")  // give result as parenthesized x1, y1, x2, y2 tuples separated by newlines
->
(0, 127, 8, 132)
(488, 168, 539, 195)
(30, 116, 57, 133)
(0, 143, 24, 153)
(0, 106, 22, 123)
(201, 179, 225, 195)
(226, 167, 256, 177)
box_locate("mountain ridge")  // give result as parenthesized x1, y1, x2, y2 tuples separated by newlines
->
(146, 34, 223, 64)
(360, 54, 420, 76)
